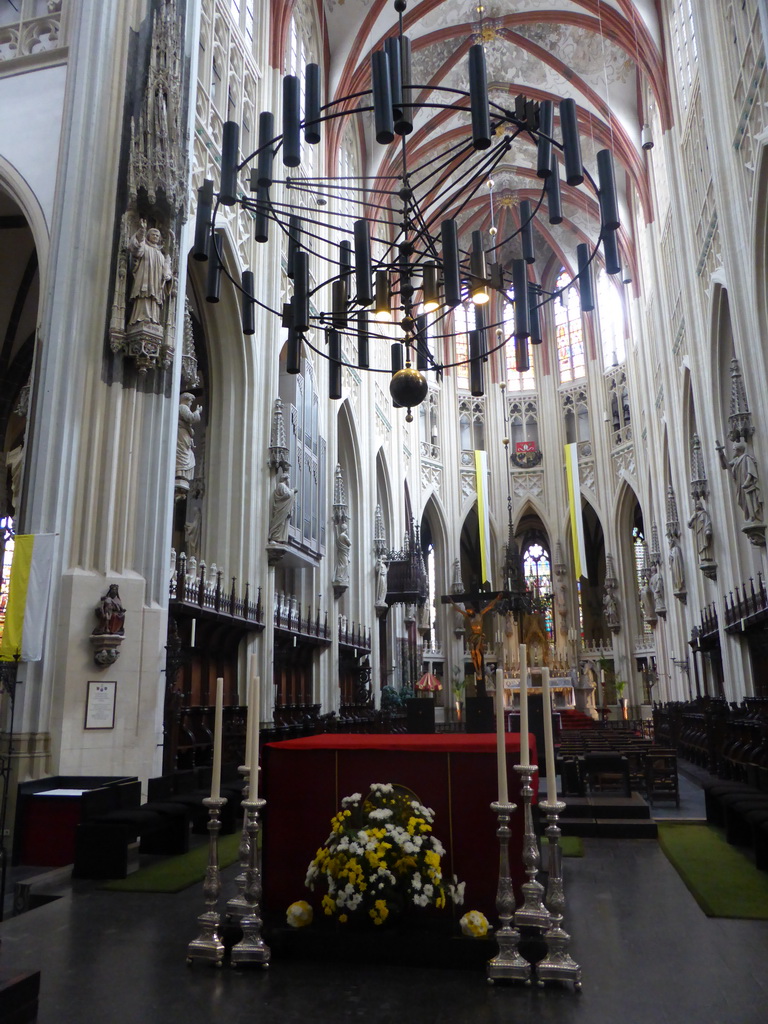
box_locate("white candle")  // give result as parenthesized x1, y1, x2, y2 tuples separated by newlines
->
(599, 669, 605, 706)
(190, 619, 196, 647)
(247, 665, 261, 800)
(542, 667, 557, 802)
(519, 644, 529, 766)
(211, 676, 224, 801)
(495, 667, 508, 804)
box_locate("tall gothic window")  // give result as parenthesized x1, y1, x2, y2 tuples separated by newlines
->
(523, 541, 553, 635)
(555, 270, 585, 383)
(453, 299, 474, 390)
(597, 269, 625, 367)
(670, 0, 698, 111)
(503, 296, 536, 392)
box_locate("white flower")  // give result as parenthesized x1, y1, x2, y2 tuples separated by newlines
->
(368, 808, 392, 821)
(341, 793, 361, 807)
(449, 878, 466, 906)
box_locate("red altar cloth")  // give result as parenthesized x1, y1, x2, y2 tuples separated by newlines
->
(261, 732, 537, 921)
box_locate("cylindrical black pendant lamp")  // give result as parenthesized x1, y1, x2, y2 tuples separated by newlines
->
(286, 214, 302, 278)
(395, 35, 413, 135)
(536, 100, 553, 179)
(328, 329, 342, 399)
(391, 341, 404, 374)
(339, 240, 352, 278)
(241, 270, 255, 335)
(415, 313, 430, 371)
(597, 149, 620, 231)
(475, 300, 488, 360)
(254, 186, 270, 243)
(559, 98, 583, 186)
(332, 279, 348, 329)
(256, 111, 274, 188)
(305, 63, 321, 145)
(282, 75, 301, 167)
(511, 258, 530, 338)
(192, 179, 213, 261)
(469, 44, 491, 150)
(577, 243, 595, 312)
(357, 311, 370, 369)
(546, 153, 563, 224)
(520, 199, 536, 264)
(292, 250, 310, 331)
(469, 330, 484, 396)
(219, 121, 240, 205)
(353, 219, 373, 306)
(372, 51, 395, 144)
(286, 322, 301, 374)
(441, 220, 462, 308)
(528, 287, 542, 344)
(515, 336, 530, 373)
(385, 36, 402, 123)
(206, 236, 221, 302)
(374, 270, 391, 321)
(602, 227, 622, 276)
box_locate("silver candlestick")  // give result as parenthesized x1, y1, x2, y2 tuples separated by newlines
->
(536, 799, 582, 991)
(513, 764, 550, 931)
(187, 796, 228, 966)
(229, 796, 270, 968)
(487, 800, 531, 984)
(226, 764, 251, 922)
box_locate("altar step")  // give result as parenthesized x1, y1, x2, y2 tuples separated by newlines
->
(549, 794, 658, 839)
(559, 709, 596, 730)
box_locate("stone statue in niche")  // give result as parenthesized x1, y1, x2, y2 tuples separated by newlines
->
(602, 585, 619, 631)
(375, 555, 388, 606)
(334, 518, 351, 587)
(128, 221, 173, 328)
(268, 469, 297, 544)
(7, 444, 24, 514)
(640, 578, 656, 624)
(649, 563, 666, 616)
(727, 441, 763, 523)
(184, 506, 202, 558)
(93, 585, 126, 636)
(668, 538, 686, 595)
(687, 498, 714, 565)
(176, 392, 202, 493)
(554, 573, 568, 622)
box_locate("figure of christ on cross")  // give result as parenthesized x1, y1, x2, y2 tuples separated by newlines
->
(443, 592, 503, 694)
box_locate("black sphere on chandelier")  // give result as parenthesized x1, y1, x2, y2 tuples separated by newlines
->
(194, 0, 623, 419)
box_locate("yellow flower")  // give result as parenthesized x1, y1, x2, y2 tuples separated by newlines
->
(339, 913, 348, 923)
(460, 910, 491, 938)
(286, 900, 313, 928)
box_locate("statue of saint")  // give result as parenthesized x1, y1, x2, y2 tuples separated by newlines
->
(649, 563, 666, 613)
(729, 442, 763, 523)
(687, 499, 714, 563)
(602, 587, 619, 629)
(668, 538, 685, 593)
(93, 584, 126, 636)
(128, 221, 173, 327)
(375, 556, 388, 605)
(176, 393, 202, 491)
(334, 520, 351, 585)
(268, 470, 297, 544)
(640, 579, 656, 623)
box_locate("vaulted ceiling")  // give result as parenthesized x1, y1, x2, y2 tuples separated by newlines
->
(318, 0, 668, 287)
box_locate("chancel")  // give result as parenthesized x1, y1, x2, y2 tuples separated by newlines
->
(3, 0, 768, 1019)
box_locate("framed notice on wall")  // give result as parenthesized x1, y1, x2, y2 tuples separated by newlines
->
(85, 680, 116, 730)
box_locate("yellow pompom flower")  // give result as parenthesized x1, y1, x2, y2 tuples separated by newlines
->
(286, 900, 313, 928)
(460, 910, 491, 938)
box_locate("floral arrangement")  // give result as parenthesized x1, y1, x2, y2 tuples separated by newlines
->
(305, 783, 464, 926)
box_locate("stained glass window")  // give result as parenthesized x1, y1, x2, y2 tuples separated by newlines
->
(555, 270, 585, 383)
(523, 542, 553, 635)
(0, 517, 15, 648)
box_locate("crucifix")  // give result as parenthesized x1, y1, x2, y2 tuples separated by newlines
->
(441, 589, 504, 697)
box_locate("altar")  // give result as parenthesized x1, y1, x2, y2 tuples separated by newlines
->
(505, 679, 575, 711)
(261, 732, 537, 922)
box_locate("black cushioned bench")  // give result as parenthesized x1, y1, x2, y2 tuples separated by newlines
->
(72, 780, 191, 879)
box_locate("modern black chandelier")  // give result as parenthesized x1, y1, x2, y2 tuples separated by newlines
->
(194, 0, 622, 420)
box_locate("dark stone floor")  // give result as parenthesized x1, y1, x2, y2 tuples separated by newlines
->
(2, 765, 768, 1023)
